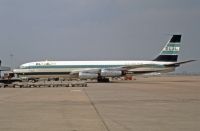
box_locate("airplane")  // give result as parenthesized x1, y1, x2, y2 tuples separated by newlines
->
(13, 35, 195, 82)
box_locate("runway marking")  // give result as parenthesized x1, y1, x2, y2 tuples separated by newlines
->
(70, 90, 82, 92)
(83, 88, 110, 131)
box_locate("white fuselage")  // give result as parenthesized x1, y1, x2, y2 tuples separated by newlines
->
(13, 60, 174, 77)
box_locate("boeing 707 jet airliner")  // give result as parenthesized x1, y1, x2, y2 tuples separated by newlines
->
(13, 35, 195, 82)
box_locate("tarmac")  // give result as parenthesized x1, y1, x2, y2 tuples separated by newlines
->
(0, 75, 199, 131)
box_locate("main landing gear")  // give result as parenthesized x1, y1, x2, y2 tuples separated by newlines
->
(97, 77, 110, 83)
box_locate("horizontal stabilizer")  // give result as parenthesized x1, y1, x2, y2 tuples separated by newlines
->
(165, 60, 196, 67)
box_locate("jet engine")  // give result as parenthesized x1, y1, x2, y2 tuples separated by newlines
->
(79, 72, 98, 79)
(101, 70, 122, 77)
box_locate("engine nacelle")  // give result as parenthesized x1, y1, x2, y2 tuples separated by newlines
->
(101, 70, 122, 77)
(79, 72, 98, 79)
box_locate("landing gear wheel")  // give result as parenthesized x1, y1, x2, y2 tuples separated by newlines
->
(97, 77, 110, 83)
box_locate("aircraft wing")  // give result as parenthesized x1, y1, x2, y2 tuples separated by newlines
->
(69, 64, 154, 75)
(70, 60, 196, 75)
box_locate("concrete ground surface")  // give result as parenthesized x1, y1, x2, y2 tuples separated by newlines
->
(0, 76, 199, 131)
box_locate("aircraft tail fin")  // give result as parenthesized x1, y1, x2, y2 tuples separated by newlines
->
(153, 35, 181, 62)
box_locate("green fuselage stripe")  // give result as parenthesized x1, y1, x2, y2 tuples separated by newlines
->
(21, 64, 165, 69)
(21, 65, 123, 69)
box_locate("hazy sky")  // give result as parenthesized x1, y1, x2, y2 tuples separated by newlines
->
(0, 0, 199, 73)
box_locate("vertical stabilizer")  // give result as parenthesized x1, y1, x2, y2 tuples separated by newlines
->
(153, 35, 181, 62)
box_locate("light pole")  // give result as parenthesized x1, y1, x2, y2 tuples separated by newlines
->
(10, 54, 14, 70)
